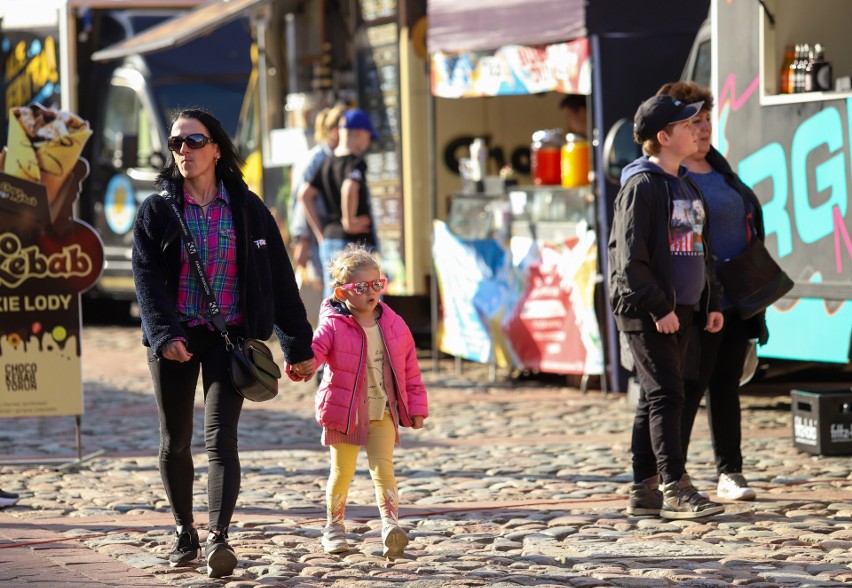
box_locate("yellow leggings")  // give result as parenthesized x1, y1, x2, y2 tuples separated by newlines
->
(326, 411, 398, 527)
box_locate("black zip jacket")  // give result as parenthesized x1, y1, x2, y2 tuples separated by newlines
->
(132, 178, 314, 363)
(705, 146, 770, 344)
(608, 158, 722, 332)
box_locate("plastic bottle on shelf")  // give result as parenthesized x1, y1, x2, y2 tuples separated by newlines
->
(779, 43, 795, 94)
(806, 43, 832, 92)
(795, 43, 811, 93)
(789, 44, 802, 94)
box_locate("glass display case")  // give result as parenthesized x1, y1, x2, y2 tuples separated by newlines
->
(446, 185, 594, 243)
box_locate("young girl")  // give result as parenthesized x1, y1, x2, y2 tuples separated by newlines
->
(287, 243, 428, 560)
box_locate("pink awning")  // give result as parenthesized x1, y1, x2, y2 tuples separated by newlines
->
(427, 0, 585, 53)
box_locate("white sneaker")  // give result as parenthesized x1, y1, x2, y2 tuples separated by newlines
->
(717, 473, 757, 501)
(321, 523, 349, 554)
(382, 525, 409, 561)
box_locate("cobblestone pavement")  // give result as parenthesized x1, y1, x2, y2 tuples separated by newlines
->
(1, 325, 851, 587)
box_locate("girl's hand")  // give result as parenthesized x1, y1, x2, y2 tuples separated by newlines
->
(411, 416, 425, 429)
(286, 359, 316, 382)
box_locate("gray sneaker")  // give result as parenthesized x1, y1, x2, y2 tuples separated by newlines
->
(627, 474, 663, 516)
(661, 474, 725, 520)
(321, 523, 349, 554)
(382, 524, 409, 561)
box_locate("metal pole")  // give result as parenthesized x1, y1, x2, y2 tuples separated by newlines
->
(75, 415, 82, 461)
(428, 59, 440, 373)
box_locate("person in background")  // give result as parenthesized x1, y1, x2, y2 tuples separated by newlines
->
(560, 94, 589, 137)
(609, 94, 725, 520)
(299, 108, 379, 299)
(132, 108, 316, 578)
(287, 244, 428, 560)
(0, 489, 19, 507)
(289, 103, 348, 290)
(658, 81, 768, 502)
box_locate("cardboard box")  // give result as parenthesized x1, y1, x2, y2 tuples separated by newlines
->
(791, 389, 852, 455)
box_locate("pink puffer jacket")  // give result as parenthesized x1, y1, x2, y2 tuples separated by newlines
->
(311, 298, 428, 434)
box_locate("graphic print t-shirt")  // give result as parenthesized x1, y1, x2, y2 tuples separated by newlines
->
(669, 177, 707, 306)
(364, 324, 389, 420)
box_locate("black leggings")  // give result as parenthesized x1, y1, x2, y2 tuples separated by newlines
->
(147, 325, 244, 532)
(682, 309, 750, 474)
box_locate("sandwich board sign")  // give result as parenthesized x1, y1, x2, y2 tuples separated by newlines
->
(0, 159, 104, 419)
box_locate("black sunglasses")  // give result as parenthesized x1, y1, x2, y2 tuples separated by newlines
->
(167, 133, 215, 152)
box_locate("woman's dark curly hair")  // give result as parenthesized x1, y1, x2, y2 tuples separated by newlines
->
(156, 107, 245, 189)
(657, 81, 715, 113)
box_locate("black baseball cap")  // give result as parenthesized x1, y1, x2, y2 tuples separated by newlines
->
(633, 95, 704, 142)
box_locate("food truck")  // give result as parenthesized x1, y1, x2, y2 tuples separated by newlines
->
(679, 1, 851, 375)
(1, 0, 250, 313)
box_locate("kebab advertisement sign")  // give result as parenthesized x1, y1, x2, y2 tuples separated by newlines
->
(0, 104, 103, 418)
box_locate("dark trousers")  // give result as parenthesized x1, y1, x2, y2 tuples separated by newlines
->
(682, 308, 750, 474)
(147, 325, 244, 532)
(626, 306, 695, 484)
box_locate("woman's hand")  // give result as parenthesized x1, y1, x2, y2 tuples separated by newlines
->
(411, 416, 425, 429)
(705, 311, 724, 333)
(162, 339, 192, 362)
(286, 358, 317, 382)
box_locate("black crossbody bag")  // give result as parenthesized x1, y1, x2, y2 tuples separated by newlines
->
(166, 198, 280, 402)
(715, 192, 793, 320)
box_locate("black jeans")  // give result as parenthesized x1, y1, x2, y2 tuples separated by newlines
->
(682, 308, 750, 474)
(147, 325, 244, 532)
(626, 306, 695, 485)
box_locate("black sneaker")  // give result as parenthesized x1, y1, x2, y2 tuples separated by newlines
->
(661, 474, 725, 520)
(627, 475, 663, 516)
(168, 528, 200, 568)
(0, 489, 19, 508)
(205, 532, 237, 578)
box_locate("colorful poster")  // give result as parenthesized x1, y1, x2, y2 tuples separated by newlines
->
(432, 220, 507, 364)
(0, 162, 104, 418)
(433, 220, 602, 374)
(503, 234, 602, 375)
(431, 38, 591, 98)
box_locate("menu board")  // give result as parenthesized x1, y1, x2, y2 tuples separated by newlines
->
(356, 5, 406, 292)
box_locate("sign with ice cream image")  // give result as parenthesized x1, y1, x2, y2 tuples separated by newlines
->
(0, 103, 104, 418)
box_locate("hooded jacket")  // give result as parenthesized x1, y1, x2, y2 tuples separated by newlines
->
(311, 298, 428, 436)
(704, 146, 769, 344)
(608, 156, 722, 332)
(132, 178, 314, 363)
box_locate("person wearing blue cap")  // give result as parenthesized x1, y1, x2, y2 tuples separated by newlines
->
(298, 108, 379, 299)
(608, 94, 725, 520)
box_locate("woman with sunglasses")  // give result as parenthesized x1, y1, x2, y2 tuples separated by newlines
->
(286, 243, 428, 560)
(132, 108, 316, 578)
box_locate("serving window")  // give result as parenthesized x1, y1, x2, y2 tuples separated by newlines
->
(760, 0, 852, 105)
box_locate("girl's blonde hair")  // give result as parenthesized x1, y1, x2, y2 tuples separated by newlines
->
(328, 243, 380, 294)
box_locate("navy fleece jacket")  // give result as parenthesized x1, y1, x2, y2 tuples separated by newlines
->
(132, 178, 314, 364)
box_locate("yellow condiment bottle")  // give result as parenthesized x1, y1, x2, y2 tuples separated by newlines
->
(561, 133, 591, 188)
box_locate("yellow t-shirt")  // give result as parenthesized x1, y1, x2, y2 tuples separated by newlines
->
(364, 324, 388, 420)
